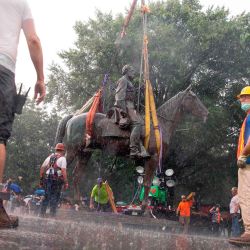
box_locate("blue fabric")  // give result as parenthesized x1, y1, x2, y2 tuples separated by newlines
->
(34, 189, 45, 196)
(231, 215, 241, 237)
(244, 115, 250, 164)
(9, 183, 21, 193)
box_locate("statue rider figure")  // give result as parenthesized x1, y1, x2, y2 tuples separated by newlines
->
(114, 65, 150, 160)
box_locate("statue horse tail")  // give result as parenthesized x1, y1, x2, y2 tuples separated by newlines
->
(54, 114, 73, 145)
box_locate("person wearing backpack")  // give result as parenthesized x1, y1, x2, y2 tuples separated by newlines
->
(39, 143, 68, 217)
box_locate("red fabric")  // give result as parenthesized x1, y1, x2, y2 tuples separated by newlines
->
(217, 212, 221, 224)
(177, 200, 193, 217)
(85, 89, 102, 141)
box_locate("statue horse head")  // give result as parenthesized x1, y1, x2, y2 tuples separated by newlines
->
(156, 86, 209, 145)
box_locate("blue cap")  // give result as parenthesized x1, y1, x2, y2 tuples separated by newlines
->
(97, 178, 102, 184)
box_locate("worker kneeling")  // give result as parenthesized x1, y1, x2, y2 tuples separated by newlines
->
(89, 178, 112, 212)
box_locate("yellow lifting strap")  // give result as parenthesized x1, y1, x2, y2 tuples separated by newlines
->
(143, 35, 161, 155)
(144, 80, 161, 155)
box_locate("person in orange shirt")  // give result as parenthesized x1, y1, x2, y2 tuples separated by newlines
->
(176, 193, 195, 234)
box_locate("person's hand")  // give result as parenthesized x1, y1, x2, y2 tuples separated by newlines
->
(237, 155, 247, 168)
(89, 203, 94, 210)
(34, 80, 46, 105)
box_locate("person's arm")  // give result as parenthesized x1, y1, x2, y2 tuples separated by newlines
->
(89, 186, 96, 209)
(39, 167, 45, 179)
(22, 19, 45, 104)
(39, 157, 49, 186)
(234, 197, 240, 214)
(209, 206, 215, 213)
(89, 196, 94, 209)
(60, 157, 68, 188)
(176, 203, 180, 215)
(241, 137, 250, 156)
(40, 157, 49, 178)
(61, 168, 68, 188)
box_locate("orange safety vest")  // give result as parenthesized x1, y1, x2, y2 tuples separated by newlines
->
(237, 111, 250, 159)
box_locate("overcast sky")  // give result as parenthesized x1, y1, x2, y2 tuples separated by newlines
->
(16, 0, 250, 92)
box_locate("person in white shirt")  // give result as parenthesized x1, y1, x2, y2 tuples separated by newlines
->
(0, 0, 45, 227)
(0, 0, 45, 183)
(40, 143, 68, 217)
(230, 187, 241, 237)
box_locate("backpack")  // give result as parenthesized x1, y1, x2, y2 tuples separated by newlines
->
(45, 153, 63, 181)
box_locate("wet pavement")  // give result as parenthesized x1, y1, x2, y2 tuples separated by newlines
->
(0, 210, 245, 250)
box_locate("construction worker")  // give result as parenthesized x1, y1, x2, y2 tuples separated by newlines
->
(176, 193, 195, 234)
(89, 178, 111, 212)
(114, 65, 150, 160)
(229, 86, 250, 244)
(40, 143, 68, 217)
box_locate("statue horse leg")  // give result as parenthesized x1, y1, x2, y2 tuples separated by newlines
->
(141, 155, 158, 211)
(73, 151, 92, 202)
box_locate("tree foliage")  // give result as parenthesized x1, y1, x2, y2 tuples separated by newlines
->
(5, 101, 61, 193)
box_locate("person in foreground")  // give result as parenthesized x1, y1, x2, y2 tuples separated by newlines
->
(229, 86, 250, 244)
(0, 0, 45, 227)
(40, 143, 68, 217)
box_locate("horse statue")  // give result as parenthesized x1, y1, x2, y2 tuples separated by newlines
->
(55, 86, 208, 209)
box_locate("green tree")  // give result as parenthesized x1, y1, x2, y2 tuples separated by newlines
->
(5, 101, 61, 193)
(45, 0, 250, 205)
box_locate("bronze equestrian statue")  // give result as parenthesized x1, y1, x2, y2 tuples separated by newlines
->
(55, 67, 209, 210)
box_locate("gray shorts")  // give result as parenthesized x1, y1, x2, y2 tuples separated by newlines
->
(179, 216, 190, 225)
(0, 65, 16, 144)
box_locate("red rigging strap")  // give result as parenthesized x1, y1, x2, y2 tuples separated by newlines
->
(120, 0, 138, 38)
(85, 89, 102, 144)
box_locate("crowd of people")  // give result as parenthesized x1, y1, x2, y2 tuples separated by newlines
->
(175, 186, 243, 238)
